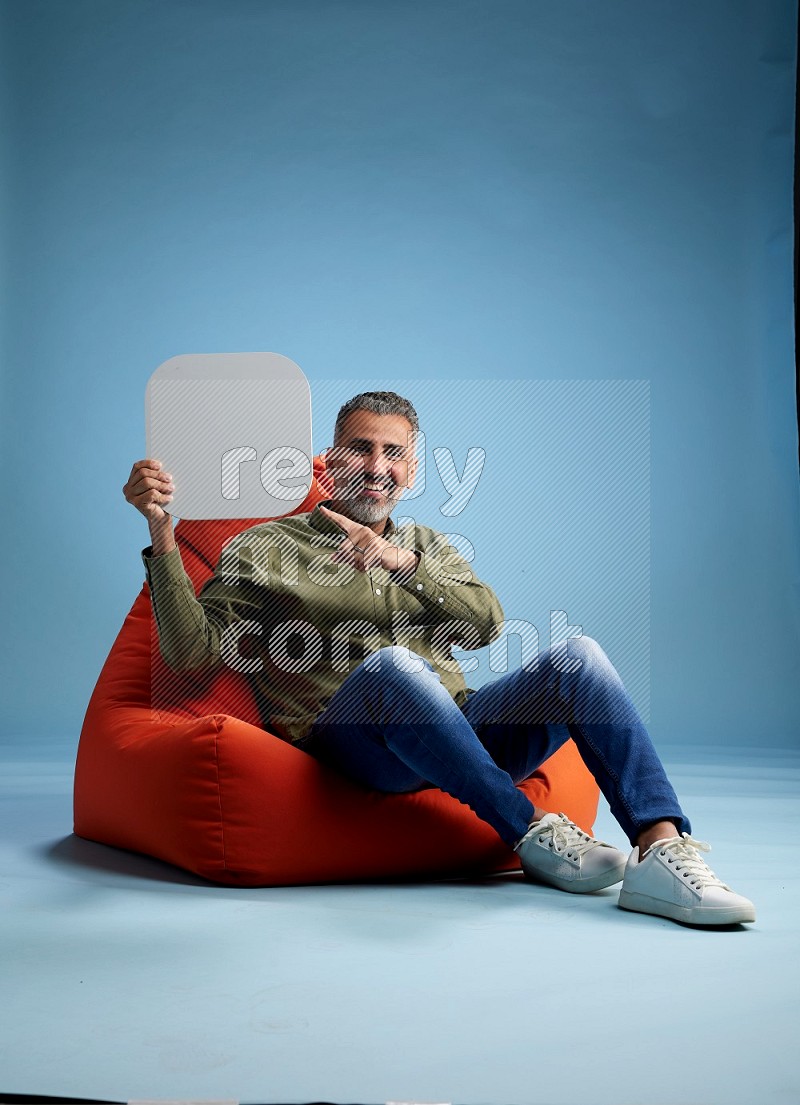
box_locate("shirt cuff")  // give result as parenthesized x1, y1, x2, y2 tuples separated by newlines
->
(392, 548, 467, 612)
(141, 543, 190, 589)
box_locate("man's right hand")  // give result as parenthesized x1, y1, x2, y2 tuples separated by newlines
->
(124, 460, 176, 554)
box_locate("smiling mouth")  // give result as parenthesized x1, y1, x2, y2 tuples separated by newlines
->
(335, 477, 394, 500)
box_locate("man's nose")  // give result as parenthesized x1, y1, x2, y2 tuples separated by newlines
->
(364, 450, 392, 477)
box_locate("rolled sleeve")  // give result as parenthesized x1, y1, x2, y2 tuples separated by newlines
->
(141, 544, 226, 672)
(390, 534, 504, 648)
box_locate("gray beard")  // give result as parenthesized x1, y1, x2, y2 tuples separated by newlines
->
(328, 491, 396, 525)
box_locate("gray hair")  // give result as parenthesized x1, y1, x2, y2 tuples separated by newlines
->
(333, 390, 419, 444)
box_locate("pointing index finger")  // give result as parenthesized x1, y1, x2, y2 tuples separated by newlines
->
(318, 503, 355, 534)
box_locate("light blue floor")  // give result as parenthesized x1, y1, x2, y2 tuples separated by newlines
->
(1, 743, 798, 1105)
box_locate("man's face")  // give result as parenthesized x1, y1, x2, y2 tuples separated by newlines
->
(325, 410, 418, 525)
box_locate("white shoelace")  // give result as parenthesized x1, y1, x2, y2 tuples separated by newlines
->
(514, 813, 603, 859)
(648, 833, 730, 891)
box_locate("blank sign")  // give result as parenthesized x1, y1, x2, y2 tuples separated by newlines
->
(145, 352, 313, 520)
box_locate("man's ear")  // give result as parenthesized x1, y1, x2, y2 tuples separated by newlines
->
(317, 447, 336, 496)
(405, 453, 419, 490)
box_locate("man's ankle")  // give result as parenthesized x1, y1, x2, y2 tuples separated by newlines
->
(636, 820, 681, 859)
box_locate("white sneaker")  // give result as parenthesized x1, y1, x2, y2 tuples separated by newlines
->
(618, 833, 756, 926)
(513, 812, 627, 894)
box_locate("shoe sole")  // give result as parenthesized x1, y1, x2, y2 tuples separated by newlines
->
(522, 860, 627, 894)
(618, 889, 756, 925)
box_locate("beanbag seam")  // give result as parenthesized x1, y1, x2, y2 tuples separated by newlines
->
(210, 718, 229, 873)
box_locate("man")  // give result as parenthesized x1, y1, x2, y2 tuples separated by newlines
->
(124, 390, 755, 926)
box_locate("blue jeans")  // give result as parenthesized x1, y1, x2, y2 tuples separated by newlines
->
(301, 639, 690, 847)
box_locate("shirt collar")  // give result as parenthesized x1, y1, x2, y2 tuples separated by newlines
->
(308, 499, 397, 539)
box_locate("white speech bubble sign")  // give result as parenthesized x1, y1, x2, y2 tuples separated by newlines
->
(145, 352, 313, 520)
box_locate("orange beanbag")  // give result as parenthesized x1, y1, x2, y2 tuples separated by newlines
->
(73, 456, 599, 886)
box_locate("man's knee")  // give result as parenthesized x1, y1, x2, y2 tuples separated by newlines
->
(364, 644, 430, 676)
(545, 635, 611, 676)
(565, 635, 607, 666)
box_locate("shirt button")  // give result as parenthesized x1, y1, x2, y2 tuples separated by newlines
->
(416, 583, 423, 591)
(375, 587, 381, 595)
(438, 596, 444, 603)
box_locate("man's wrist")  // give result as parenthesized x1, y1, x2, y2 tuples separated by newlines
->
(383, 547, 420, 577)
(399, 549, 421, 574)
(149, 517, 176, 557)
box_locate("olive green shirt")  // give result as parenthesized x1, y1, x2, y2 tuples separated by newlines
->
(141, 500, 505, 745)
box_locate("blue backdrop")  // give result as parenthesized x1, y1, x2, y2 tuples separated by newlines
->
(1, 0, 797, 751)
